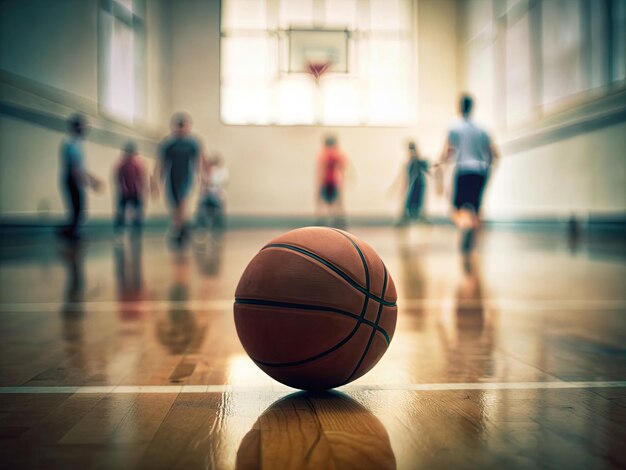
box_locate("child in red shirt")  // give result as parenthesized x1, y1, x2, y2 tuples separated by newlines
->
(316, 135, 348, 228)
(114, 142, 146, 237)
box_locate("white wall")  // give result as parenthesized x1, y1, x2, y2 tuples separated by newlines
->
(168, 0, 459, 217)
(0, 0, 99, 103)
(487, 122, 626, 218)
(458, 0, 626, 220)
(0, 0, 171, 218)
(0, 115, 165, 217)
(2, 0, 622, 222)
(144, 0, 172, 129)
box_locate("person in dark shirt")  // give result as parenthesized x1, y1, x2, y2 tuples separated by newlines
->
(401, 141, 430, 224)
(157, 113, 202, 245)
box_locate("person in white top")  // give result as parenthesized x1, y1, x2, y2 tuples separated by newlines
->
(438, 94, 499, 253)
(197, 152, 229, 234)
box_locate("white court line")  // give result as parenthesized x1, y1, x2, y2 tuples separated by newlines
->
(0, 299, 625, 313)
(0, 300, 234, 312)
(400, 299, 626, 310)
(1, 381, 625, 394)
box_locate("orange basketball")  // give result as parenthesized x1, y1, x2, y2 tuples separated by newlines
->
(234, 227, 397, 390)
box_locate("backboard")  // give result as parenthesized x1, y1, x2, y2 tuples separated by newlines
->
(288, 29, 349, 81)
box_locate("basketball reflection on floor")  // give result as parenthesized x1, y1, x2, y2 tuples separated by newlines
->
(236, 391, 396, 470)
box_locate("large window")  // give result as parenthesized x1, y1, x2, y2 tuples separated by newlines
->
(505, 9, 532, 126)
(99, 0, 145, 123)
(541, 0, 583, 110)
(221, 0, 416, 126)
(463, 0, 626, 132)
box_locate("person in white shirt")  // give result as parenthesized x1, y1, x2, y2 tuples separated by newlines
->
(438, 94, 499, 253)
(197, 152, 229, 234)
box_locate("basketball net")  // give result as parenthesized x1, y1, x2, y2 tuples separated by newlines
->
(307, 61, 331, 85)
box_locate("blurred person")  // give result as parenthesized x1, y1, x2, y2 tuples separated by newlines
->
(196, 151, 229, 237)
(440, 254, 495, 432)
(157, 255, 196, 356)
(114, 235, 146, 323)
(58, 241, 87, 370)
(395, 141, 430, 226)
(113, 142, 147, 241)
(58, 113, 103, 240)
(567, 213, 582, 254)
(316, 135, 348, 229)
(195, 238, 224, 277)
(156, 253, 206, 361)
(156, 112, 202, 245)
(396, 231, 428, 331)
(59, 241, 86, 305)
(438, 94, 499, 254)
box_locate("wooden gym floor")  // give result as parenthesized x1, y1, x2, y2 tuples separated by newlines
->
(0, 225, 625, 469)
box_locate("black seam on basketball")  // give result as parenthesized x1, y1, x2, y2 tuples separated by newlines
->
(341, 265, 389, 385)
(329, 229, 370, 290)
(335, 227, 372, 376)
(241, 293, 370, 368)
(331, 229, 395, 364)
(262, 243, 395, 307)
(251, 230, 373, 369)
(250, 322, 362, 368)
(330, 228, 394, 305)
(234, 298, 390, 344)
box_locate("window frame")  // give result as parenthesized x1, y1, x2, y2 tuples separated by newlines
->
(219, 0, 417, 127)
(98, 0, 147, 125)
(490, 0, 626, 135)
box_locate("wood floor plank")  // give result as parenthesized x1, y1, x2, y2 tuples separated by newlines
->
(59, 394, 142, 445)
(138, 393, 225, 469)
(108, 393, 179, 445)
(17, 394, 106, 446)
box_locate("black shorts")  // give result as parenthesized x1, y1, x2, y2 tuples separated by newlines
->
(405, 177, 425, 218)
(166, 178, 192, 208)
(321, 182, 339, 204)
(453, 172, 487, 212)
(201, 193, 223, 209)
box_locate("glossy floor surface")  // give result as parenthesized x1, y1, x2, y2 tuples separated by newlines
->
(1, 225, 625, 469)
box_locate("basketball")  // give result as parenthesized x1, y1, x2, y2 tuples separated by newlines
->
(234, 227, 397, 390)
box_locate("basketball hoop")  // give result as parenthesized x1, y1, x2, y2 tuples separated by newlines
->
(307, 61, 331, 85)
(288, 29, 348, 87)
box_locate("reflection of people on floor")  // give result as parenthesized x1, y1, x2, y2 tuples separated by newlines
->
(236, 391, 396, 470)
(58, 241, 86, 369)
(194, 237, 224, 278)
(59, 242, 85, 304)
(396, 234, 427, 331)
(156, 255, 207, 376)
(437, 255, 496, 448)
(567, 214, 582, 254)
(439, 255, 495, 381)
(114, 236, 146, 323)
(455, 256, 489, 345)
(157, 255, 196, 355)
